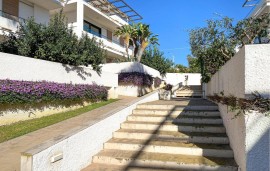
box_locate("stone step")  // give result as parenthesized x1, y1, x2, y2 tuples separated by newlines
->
(104, 138, 234, 158)
(113, 129, 230, 144)
(82, 164, 181, 171)
(121, 121, 226, 133)
(175, 92, 203, 95)
(176, 93, 203, 97)
(92, 150, 238, 171)
(127, 115, 223, 124)
(133, 109, 221, 117)
(136, 104, 218, 111)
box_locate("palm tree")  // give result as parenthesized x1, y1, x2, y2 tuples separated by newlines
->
(114, 23, 159, 62)
(136, 23, 159, 62)
(114, 25, 134, 60)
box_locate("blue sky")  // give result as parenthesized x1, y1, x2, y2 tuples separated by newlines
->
(124, 0, 253, 66)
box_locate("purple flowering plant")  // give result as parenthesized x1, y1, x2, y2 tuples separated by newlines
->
(118, 72, 153, 87)
(154, 77, 162, 88)
(0, 79, 108, 104)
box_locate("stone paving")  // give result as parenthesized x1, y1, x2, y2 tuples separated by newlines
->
(0, 96, 137, 171)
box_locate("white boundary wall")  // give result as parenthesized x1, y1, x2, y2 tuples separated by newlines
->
(164, 73, 201, 86)
(21, 91, 159, 171)
(0, 52, 118, 88)
(206, 44, 270, 171)
(102, 62, 161, 78)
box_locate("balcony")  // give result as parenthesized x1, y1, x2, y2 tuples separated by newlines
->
(83, 27, 132, 58)
(244, 0, 270, 17)
(26, 0, 64, 10)
(0, 10, 25, 32)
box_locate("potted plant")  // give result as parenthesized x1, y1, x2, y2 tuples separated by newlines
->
(159, 83, 173, 100)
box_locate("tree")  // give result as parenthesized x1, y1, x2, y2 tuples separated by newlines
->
(232, 13, 270, 46)
(189, 14, 270, 83)
(187, 55, 200, 73)
(114, 24, 135, 60)
(141, 46, 173, 76)
(114, 23, 159, 62)
(189, 17, 236, 82)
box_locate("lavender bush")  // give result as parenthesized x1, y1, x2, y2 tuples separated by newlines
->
(0, 79, 108, 104)
(154, 77, 162, 88)
(118, 72, 153, 87)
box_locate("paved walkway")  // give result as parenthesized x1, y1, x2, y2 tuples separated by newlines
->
(0, 96, 137, 171)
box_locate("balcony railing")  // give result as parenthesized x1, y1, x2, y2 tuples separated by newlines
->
(0, 10, 26, 23)
(83, 27, 125, 48)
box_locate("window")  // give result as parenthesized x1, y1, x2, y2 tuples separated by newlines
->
(83, 20, 101, 37)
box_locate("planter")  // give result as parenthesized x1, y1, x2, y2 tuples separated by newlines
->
(159, 89, 172, 100)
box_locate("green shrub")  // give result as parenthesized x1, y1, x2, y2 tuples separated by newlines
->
(0, 11, 106, 73)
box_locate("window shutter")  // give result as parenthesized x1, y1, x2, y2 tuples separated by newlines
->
(3, 0, 19, 17)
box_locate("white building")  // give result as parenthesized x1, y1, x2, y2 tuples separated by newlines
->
(0, 0, 141, 62)
(0, 0, 63, 35)
(243, 0, 270, 17)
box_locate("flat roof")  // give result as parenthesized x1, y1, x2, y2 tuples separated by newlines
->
(87, 0, 142, 22)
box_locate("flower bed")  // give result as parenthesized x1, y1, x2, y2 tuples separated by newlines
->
(0, 79, 108, 104)
(118, 72, 153, 87)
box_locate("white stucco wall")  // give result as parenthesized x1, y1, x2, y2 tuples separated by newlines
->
(0, 52, 118, 88)
(206, 44, 270, 171)
(0, 17, 19, 31)
(102, 62, 161, 78)
(244, 44, 270, 98)
(164, 73, 201, 86)
(21, 91, 160, 171)
(34, 4, 50, 25)
(19, 2, 34, 20)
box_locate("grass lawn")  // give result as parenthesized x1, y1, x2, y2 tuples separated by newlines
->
(0, 99, 118, 143)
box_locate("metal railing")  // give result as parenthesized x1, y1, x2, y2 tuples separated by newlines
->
(0, 10, 26, 23)
(83, 27, 125, 48)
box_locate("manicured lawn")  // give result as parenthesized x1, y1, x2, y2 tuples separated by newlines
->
(0, 99, 118, 143)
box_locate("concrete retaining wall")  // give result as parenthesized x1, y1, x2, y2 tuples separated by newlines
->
(21, 91, 159, 171)
(0, 52, 118, 88)
(206, 44, 270, 171)
(102, 62, 161, 78)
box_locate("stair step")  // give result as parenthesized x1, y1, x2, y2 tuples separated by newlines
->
(136, 105, 218, 111)
(82, 164, 181, 171)
(104, 138, 234, 158)
(127, 115, 223, 124)
(176, 93, 203, 95)
(121, 121, 226, 133)
(133, 109, 221, 117)
(92, 150, 237, 171)
(114, 129, 229, 144)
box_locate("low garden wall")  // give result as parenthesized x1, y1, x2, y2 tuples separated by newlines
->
(21, 91, 160, 171)
(103, 62, 163, 97)
(0, 52, 118, 125)
(0, 79, 108, 126)
(205, 44, 270, 171)
(102, 62, 161, 78)
(164, 73, 201, 86)
(0, 52, 118, 89)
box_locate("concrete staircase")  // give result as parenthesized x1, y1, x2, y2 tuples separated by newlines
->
(175, 85, 203, 98)
(82, 99, 237, 171)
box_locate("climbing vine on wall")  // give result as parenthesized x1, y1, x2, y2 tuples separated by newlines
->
(208, 92, 270, 117)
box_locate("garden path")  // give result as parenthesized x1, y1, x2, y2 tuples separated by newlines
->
(0, 96, 137, 171)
